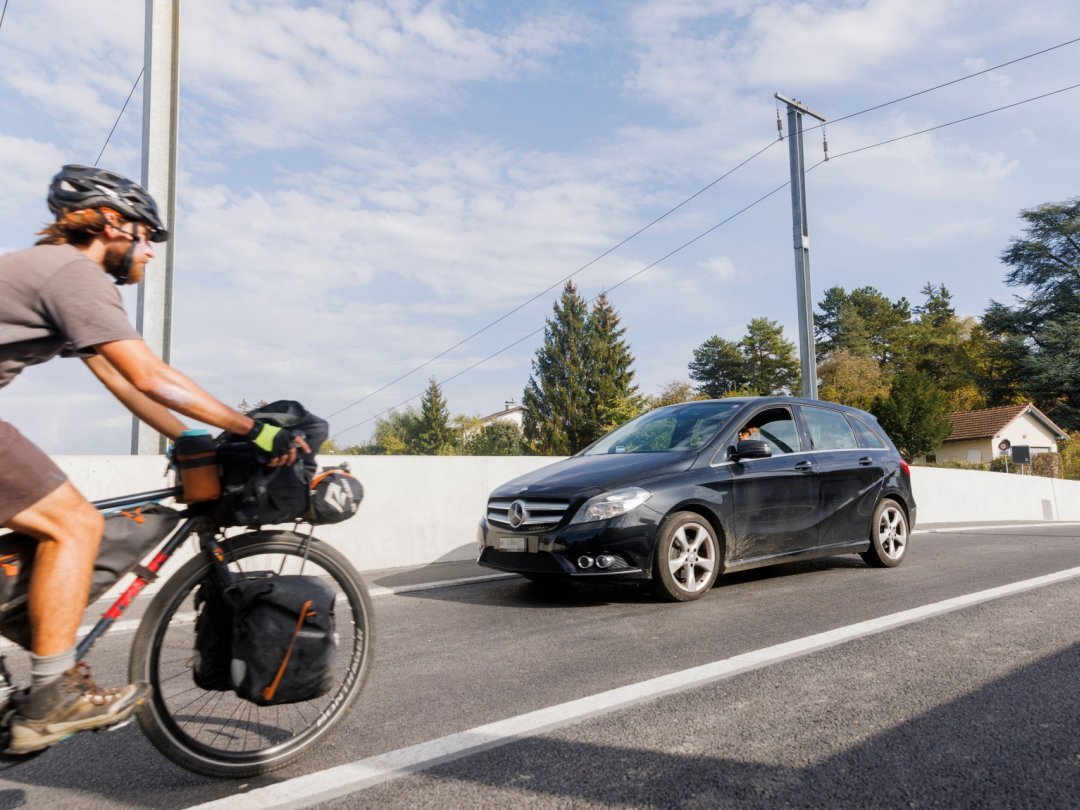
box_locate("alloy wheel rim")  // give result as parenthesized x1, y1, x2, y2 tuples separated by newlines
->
(877, 507, 907, 560)
(668, 522, 716, 592)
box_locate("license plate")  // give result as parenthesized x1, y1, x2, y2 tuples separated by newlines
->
(498, 536, 526, 552)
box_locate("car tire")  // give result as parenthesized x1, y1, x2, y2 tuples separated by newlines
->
(652, 511, 720, 602)
(861, 498, 909, 568)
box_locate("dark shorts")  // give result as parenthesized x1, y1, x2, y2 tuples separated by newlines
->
(0, 421, 68, 526)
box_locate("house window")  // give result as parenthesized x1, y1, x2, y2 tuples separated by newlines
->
(966, 449, 982, 463)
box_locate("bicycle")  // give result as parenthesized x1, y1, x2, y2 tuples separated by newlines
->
(0, 481, 375, 778)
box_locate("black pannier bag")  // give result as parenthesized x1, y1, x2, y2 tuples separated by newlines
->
(228, 574, 336, 706)
(0, 503, 181, 647)
(191, 573, 236, 692)
(212, 400, 329, 528)
(308, 465, 363, 525)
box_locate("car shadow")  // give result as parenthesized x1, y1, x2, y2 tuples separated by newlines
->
(399, 555, 872, 609)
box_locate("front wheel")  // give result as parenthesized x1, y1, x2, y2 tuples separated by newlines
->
(129, 530, 374, 778)
(861, 498, 909, 568)
(652, 512, 720, 602)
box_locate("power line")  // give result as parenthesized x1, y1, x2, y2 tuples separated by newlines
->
(334, 78, 1080, 441)
(822, 81, 1080, 162)
(334, 180, 794, 440)
(324, 137, 784, 420)
(807, 34, 1080, 132)
(94, 69, 144, 167)
(326, 35, 1080, 427)
(0, 0, 9, 33)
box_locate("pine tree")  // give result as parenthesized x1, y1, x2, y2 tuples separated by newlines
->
(414, 377, 454, 455)
(688, 336, 747, 397)
(523, 282, 593, 454)
(740, 317, 800, 395)
(586, 293, 640, 435)
(871, 370, 952, 460)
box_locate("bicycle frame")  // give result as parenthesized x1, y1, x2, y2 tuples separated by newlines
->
(76, 487, 215, 660)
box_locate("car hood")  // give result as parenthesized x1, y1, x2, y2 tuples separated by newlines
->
(491, 452, 695, 499)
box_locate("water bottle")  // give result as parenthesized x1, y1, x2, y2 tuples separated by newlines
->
(175, 429, 221, 503)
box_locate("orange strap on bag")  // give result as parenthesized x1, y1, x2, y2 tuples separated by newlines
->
(261, 599, 316, 703)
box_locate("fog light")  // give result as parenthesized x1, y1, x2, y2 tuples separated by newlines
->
(577, 555, 594, 569)
(595, 554, 614, 569)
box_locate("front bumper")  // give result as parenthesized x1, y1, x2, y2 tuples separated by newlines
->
(476, 509, 660, 580)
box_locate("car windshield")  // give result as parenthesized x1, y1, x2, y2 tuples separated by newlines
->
(582, 401, 743, 455)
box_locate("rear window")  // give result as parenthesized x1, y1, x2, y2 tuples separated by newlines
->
(848, 415, 887, 449)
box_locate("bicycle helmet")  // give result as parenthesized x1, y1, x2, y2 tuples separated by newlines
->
(47, 164, 168, 242)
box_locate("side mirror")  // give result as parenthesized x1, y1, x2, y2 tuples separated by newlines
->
(732, 438, 771, 460)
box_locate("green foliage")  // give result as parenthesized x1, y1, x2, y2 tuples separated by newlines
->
(741, 317, 800, 395)
(644, 380, 703, 410)
(1060, 432, 1080, 480)
(688, 337, 746, 397)
(986, 196, 1080, 428)
(914, 459, 987, 471)
(815, 286, 911, 366)
(367, 407, 421, 455)
(1030, 452, 1063, 479)
(415, 377, 455, 455)
(463, 421, 531, 456)
(688, 319, 799, 398)
(817, 349, 888, 411)
(871, 370, 952, 460)
(587, 293, 642, 434)
(523, 283, 639, 454)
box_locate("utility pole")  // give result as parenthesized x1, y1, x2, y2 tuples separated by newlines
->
(133, 0, 181, 454)
(775, 93, 825, 400)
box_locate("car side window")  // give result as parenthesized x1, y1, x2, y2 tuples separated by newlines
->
(848, 415, 886, 449)
(746, 407, 800, 455)
(803, 406, 859, 450)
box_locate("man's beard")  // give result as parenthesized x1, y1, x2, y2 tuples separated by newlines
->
(102, 241, 143, 284)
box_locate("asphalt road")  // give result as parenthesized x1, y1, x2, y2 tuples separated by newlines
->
(0, 523, 1076, 809)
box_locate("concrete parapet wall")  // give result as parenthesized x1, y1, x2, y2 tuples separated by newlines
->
(49, 455, 1080, 573)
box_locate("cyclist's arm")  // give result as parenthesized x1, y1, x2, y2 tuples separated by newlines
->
(91, 338, 255, 435)
(83, 353, 189, 440)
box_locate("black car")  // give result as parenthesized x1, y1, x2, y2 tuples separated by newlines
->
(477, 397, 916, 601)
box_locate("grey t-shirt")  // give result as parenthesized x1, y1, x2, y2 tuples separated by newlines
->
(0, 244, 140, 390)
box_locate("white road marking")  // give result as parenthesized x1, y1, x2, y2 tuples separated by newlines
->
(185, 565, 1080, 810)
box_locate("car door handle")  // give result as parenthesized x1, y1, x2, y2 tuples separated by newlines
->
(793, 460, 813, 471)
(858, 456, 873, 466)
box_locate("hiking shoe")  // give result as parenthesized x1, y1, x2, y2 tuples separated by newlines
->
(7, 662, 148, 754)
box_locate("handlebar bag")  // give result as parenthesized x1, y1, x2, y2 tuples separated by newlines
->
(228, 574, 336, 706)
(0, 503, 181, 648)
(212, 401, 329, 528)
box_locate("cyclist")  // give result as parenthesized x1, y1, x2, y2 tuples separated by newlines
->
(0, 165, 308, 754)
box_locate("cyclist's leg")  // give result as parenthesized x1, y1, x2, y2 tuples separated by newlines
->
(1, 423, 146, 753)
(6, 481, 103, 655)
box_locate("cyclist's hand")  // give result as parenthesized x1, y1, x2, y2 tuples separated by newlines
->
(245, 421, 311, 467)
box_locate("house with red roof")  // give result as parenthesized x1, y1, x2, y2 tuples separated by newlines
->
(930, 403, 1067, 464)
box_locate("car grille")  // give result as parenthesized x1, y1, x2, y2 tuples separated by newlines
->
(487, 498, 571, 531)
(482, 549, 564, 573)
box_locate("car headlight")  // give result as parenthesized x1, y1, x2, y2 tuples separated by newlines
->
(569, 487, 652, 524)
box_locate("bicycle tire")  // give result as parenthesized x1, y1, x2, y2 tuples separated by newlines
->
(128, 530, 374, 778)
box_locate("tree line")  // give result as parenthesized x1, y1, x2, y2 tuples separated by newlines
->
(338, 195, 1080, 468)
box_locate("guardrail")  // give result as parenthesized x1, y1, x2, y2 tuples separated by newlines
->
(48, 455, 1080, 572)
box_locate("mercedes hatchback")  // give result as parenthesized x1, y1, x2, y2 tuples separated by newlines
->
(477, 397, 916, 601)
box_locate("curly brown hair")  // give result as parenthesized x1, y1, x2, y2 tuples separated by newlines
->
(35, 207, 117, 247)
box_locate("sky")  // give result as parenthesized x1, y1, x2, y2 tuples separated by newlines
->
(1, 0, 1079, 454)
